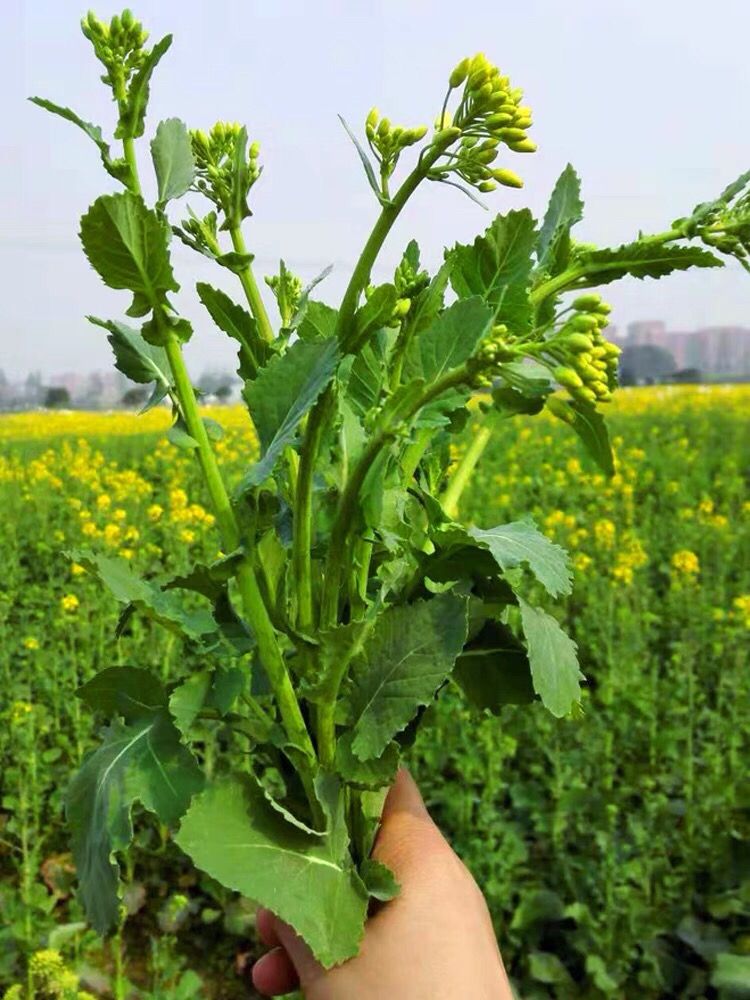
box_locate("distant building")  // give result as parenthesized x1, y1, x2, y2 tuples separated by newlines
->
(617, 322, 750, 377)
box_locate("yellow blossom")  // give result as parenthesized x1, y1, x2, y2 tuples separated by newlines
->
(96, 493, 111, 510)
(112, 507, 127, 522)
(671, 549, 700, 580)
(103, 523, 122, 546)
(179, 528, 196, 544)
(23, 637, 40, 650)
(147, 503, 164, 522)
(71, 562, 86, 576)
(60, 593, 80, 613)
(594, 518, 616, 550)
(732, 595, 750, 628)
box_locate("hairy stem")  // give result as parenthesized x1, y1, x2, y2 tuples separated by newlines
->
(229, 227, 275, 343)
(441, 422, 493, 518)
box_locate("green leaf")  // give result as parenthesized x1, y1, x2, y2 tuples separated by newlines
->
(78, 666, 166, 721)
(454, 621, 535, 713)
(29, 97, 130, 185)
(349, 285, 397, 352)
(406, 261, 451, 336)
(405, 297, 492, 383)
(348, 593, 469, 759)
(297, 300, 339, 342)
(169, 667, 245, 737)
(468, 519, 572, 598)
(117, 34, 173, 139)
(288, 265, 334, 330)
(68, 709, 202, 933)
(448, 209, 537, 330)
(528, 951, 574, 986)
(549, 396, 615, 476)
(496, 360, 554, 398)
(70, 549, 217, 642)
(335, 732, 400, 790)
(196, 282, 264, 381)
(491, 386, 546, 417)
(573, 240, 723, 286)
(151, 118, 195, 207)
(536, 164, 583, 273)
(711, 953, 750, 992)
(79, 192, 179, 321)
(338, 115, 383, 202)
(89, 317, 173, 412)
(344, 330, 389, 417)
(359, 859, 400, 901)
(167, 420, 199, 450)
(239, 337, 339, 490)
(519, 599, 583, 717)
(175, 775, 368, 967)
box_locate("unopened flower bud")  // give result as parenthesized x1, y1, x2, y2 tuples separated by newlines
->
(468, 68, 488, 91)
(564, 333, 594, 352)
(508, 139, 537, 153)
(572, 385, 598, 404)
(498, 127, 528, 143)
(476, 148, 498, 164)
(572, 293, 602, 311)
(485, 113, 514, 128)
(491, 168, 523, 189)
(570, 314, 598, 332)
(478, 180, 497, 192)
(554, 366, 584, 390)
(449, 57, 471, 88)
(514, 117, 533, 130)
(377, 118, 391, 138)
(366, 107, 379, 130)
(431, 126, 461, 148)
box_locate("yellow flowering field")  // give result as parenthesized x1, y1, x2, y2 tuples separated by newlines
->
(1, 384, 749, 997)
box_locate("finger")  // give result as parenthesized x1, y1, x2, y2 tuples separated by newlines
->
(380, 767, 430, 824)
(256, 907, 281, 948)
(251, 946, 299, 996)
(265, 914, 325, 988)
(374, 768, 447, 881)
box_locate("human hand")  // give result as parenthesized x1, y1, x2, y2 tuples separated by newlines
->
(251, 769, 513, 999)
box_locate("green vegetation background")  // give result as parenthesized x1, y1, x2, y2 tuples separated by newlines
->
(1, 387, 749, 998)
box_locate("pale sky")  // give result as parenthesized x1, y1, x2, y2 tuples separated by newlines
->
(3, 0, 750, 378)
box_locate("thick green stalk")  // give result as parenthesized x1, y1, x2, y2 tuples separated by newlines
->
(320, 368, 470, 626)
(293, 149, 442, 629)
(114, 107, 317, 779)
(229, 226, 275, 343)
(166, 333, 316, 764)
(316, 619, 375, 769)
(441, 423, 492, 518)
(123, 137, 141, 195)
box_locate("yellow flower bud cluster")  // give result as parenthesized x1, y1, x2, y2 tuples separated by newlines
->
(393, 252, 429, 301)
(468, 324, 521, 386)
(265, 264, 304, 325)
(551, 295, 619, 405)
(428, 53, 535, 195)
(81, 10, 150, 94)
(364, 107, 429, 183)
(191, 122, 261, 220)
